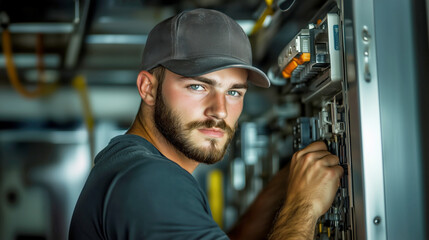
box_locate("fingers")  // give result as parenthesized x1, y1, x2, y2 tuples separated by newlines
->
(297, 141, 327, 156)
(295, 152, 342, 177)
(332, 165, 344, 178)
(286, 141, 345, 218)
(292, 141, 340, 167)
(293, 141, 329, 161)
(319, 154, 340, 167)
(292, 150, 339, 168)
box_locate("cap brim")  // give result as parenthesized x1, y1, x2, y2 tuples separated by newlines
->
(161, 56, 271, 88)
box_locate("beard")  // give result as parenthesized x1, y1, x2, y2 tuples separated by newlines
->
(154, 86, 236, 164)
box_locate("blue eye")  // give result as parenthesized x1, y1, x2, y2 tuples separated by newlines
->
(189, 85, 204, 91)
(227, 90, 241, 97)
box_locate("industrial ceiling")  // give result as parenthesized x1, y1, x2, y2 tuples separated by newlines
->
(0, 0, 329, 123)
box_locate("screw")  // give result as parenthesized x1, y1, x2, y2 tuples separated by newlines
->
(362, 26, 371, 42)
(373, 216, 381, 225)
(364, 50, 369, 56)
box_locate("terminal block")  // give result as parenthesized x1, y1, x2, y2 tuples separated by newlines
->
(278, 12, 341, 102)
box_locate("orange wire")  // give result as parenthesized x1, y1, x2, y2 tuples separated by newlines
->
(2, 29, 56, 98)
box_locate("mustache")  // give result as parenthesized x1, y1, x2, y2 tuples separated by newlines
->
(186, 119, 234, 135)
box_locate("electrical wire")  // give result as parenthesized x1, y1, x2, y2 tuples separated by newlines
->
(72, 75, 95, 162)
(2, 28, 56, 98)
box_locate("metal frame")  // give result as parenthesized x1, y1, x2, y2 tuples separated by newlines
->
(343, 0, 387, 239)
(373, 0, 426, 239)
(344, 0, 427, 239)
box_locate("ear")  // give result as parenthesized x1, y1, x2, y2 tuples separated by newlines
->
(136, 70, 158, 106)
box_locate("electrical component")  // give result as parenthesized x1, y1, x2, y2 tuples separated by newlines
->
(277, 12, 341, 102)
(291, 95, 352, 240)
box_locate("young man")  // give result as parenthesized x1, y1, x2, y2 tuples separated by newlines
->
(69, 8, 343, 240)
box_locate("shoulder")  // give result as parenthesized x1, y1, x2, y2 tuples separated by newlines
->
(102, 158, 226, 239)
(107, 158, 204, 205)
(95, 134, 161, 164)
(114, 157, 199, 195)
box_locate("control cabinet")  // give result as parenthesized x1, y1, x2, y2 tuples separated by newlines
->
(231, 0, 427, 239)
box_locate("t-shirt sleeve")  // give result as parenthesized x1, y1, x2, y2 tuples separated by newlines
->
(103, 160, 229, 240)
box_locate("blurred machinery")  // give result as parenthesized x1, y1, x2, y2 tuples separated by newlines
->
(0, 127, 91, 240)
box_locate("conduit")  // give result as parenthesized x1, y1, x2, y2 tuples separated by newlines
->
(251, 0, 275, 35)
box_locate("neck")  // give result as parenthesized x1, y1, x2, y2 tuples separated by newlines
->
(127, 110, 199, 174)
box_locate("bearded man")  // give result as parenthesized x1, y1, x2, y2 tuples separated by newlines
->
(69, 8, 343, 240)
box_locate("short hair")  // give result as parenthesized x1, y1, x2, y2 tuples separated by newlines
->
(149, 66, 166, 85)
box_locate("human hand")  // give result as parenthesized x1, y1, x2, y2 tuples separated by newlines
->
(285, 141, 344, 219)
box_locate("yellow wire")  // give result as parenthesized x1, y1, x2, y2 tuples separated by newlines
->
(2, 29, 56, 98)
(72, 75, 94, 133)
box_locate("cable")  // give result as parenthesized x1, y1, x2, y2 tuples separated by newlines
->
(2, 28, 57, 98)
(72, 75, 95, 162)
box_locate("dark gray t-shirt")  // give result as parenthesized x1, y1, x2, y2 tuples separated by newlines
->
(69, 134, 228, 240)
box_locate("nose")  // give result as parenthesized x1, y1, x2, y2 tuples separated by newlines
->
(205, 92, 227, 120)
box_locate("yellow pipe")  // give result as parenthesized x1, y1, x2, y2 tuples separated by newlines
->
(207, 169, 224, 228)
(250, 0, 275, 35)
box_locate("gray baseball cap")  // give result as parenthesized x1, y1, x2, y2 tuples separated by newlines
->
(141, 8, 270, 88)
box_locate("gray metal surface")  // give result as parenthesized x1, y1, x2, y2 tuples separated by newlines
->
(1, 23, 74, 34)
(65, 0, 91, 69)
(344, 0, 387, 239)
(374, 0, 426, 239)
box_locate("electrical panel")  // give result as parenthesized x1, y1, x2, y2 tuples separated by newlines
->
(291, 96, 352, 239)
(272, 6, 355, 240)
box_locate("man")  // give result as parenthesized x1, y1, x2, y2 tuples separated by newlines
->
(69, 8, 343, 240)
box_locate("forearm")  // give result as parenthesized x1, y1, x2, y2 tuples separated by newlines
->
(227, 187, 284, 240)
(227, 164, 290, 240)
(268, 141, 343, 239)
(268, 199, 317, 240)
(228, 140, 342, 240)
